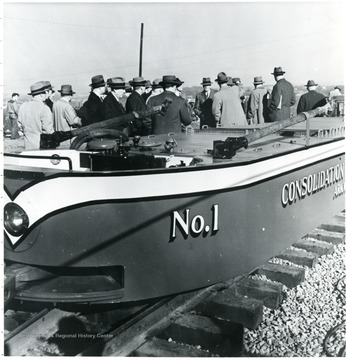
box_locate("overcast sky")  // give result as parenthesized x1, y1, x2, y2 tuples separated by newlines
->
(3, 1, 346, 96)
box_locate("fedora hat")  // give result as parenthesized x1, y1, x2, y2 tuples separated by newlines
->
(232, 77, 242, 85)
(42, 80, 55, 93)
(89, 75, 106, 88)
(175, 77, 184, 87)
(271, 67, 286, 76)
(145, 80, 152, 89)
(253, 76, 265, 85)
(159, 75, 179, 86)
(125, 82, 133, 93)
(151, 78, 162, 89)
(108, 77, 126, 89)
(215, 72, 231, 84)
(201, 77, 212, 86)
(28, 81, 46, 96)
(58, 84, 76, 96)
(306, 80, 318, 87)
(129, 76, 146, 86)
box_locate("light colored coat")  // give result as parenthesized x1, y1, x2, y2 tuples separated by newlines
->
(53, 98, 81, 132)
(212, 86, 247, 126)
(247, 87, 268, 124)
(18, 98, 54, 150)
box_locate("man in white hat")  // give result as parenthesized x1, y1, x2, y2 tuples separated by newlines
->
(53, 85, 82, 147)
(297, 80, 326, 114)
(18, 81, 54, 150)
(247, 76, 268, 125)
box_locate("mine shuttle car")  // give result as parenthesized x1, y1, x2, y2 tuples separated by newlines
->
(4, 103, 345, 304)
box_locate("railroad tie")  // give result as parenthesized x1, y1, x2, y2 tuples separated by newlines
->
(194, 290, 264, 330)
(232, 277, 284, 310)
(277, 248, 318, 268)
(132, 337, 212, 357)
(306, 228, 345, 245)
(256, 263, 305, 289)
(293, 238, 335, 256)
(318, 215, 345, 234)
(156, 313, 243, 356)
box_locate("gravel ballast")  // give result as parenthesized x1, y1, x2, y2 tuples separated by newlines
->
(243, 243, 346, 357)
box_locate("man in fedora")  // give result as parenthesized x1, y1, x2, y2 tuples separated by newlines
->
(297, 80, 326, 115)
(103, 77, 126, 122)
(126, 76, 150, 135)
(42, 81, 55, 112)
(212, 72, 247, 127)
(247, 76, 268, 125)
(145, 78, 163, 104)
(142, 80, 153, 102)
(268, 67, 296, 122)
(82, 75, 106, 126)
(147, 75, 192, 135)
(18, 81, 54, 150)
(53, 85, 82, 147)
(229, 77, 247, 115)
(194, 77, 217, 128)
(329, 85, 343, 100)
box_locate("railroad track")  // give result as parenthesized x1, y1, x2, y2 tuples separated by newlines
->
(4, 211, 345, 356)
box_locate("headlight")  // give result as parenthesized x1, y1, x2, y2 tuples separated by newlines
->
(4, 203, 29, 236)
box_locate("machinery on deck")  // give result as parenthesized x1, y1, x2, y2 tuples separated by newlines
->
(4, 101, 345, 304)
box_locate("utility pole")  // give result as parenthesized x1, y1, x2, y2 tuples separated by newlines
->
(139, 23, 144, 77)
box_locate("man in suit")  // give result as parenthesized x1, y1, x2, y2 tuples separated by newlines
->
(297, 80, 326, 114)
(126, 76, 150, 135)
(268, 67, 296, 122)
(42, 81, 55, 112)
(103, 77, 126, 118)
(147, 75, 192, 135)
(6, 92, 21, 139)
(247, 76, 268, 125)
(212, 72, 247, 127)
(102, 77, 128, 132)
(146, 78, 163, 103)
(230, 77, 247, 115)
(83, 75, 106, 126)
(18, 81, 54, 150)
(194, 77, 217, 128)
(142, 80, 153, 103)
(53, 84, 82, 147)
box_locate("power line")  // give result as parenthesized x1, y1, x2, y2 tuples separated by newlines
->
(4, 16, 138, 31)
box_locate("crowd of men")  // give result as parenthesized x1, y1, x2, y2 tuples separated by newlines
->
(5, 67, 342, 150)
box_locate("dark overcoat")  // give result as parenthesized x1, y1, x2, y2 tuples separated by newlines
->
(126, 91, 147, 113)
(83, 92, 104, 126)
(269, 78, 296, 122)
(103, 93, 126, 119)
(147, 91, 192, 135)
(125, 91, 150, 135)
(296, 90, 326, 114)
(194, 89, 217, 128)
